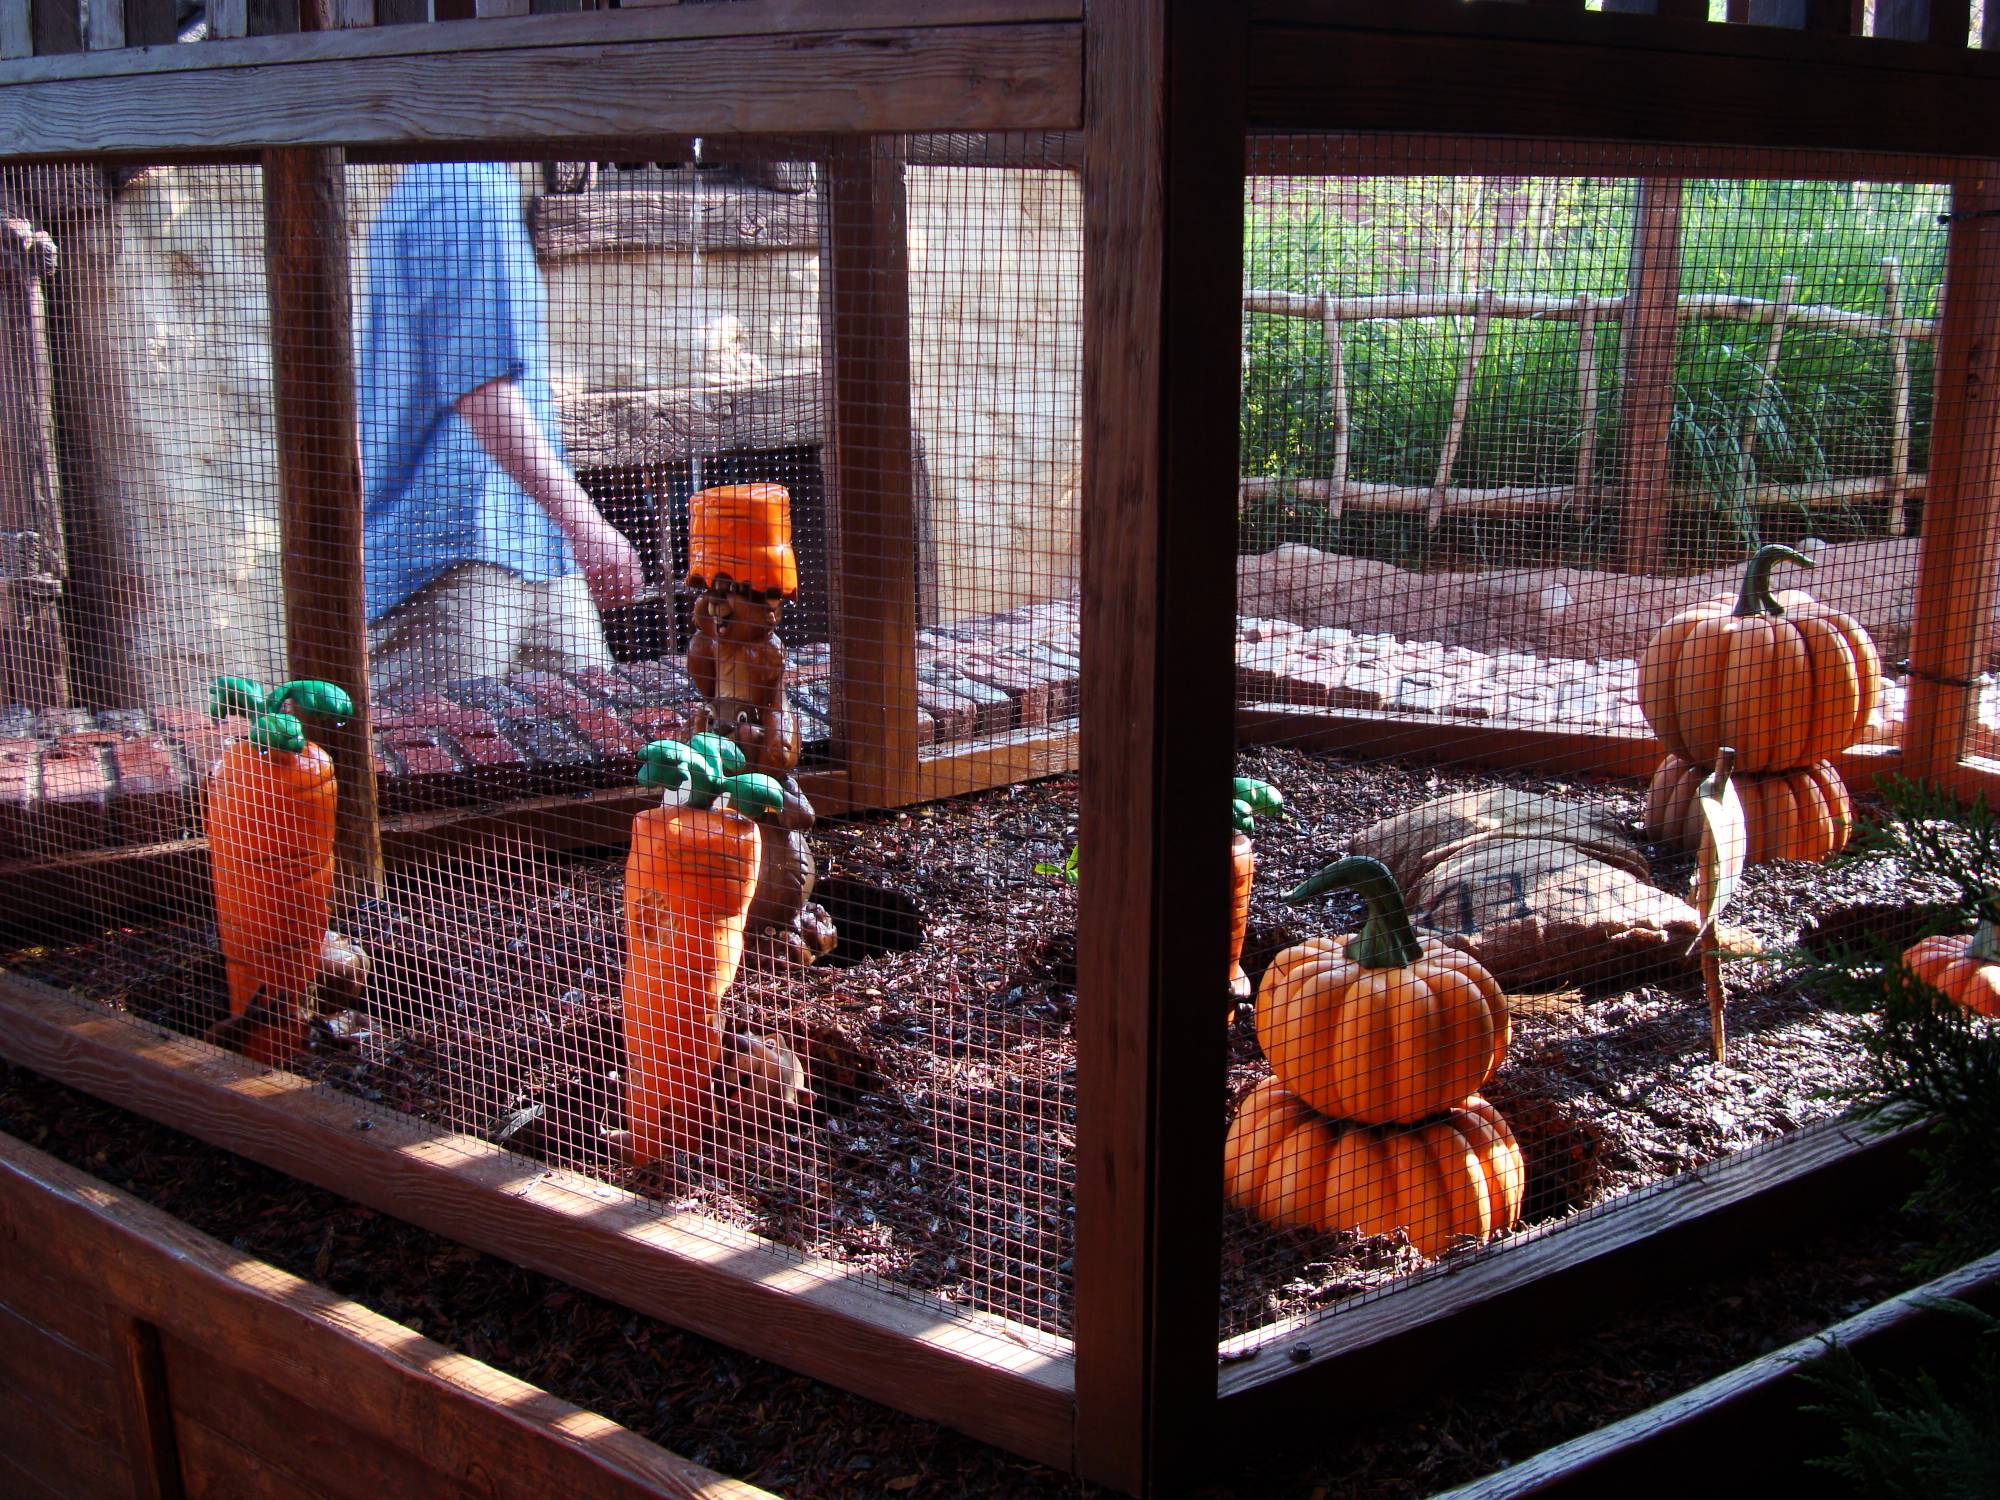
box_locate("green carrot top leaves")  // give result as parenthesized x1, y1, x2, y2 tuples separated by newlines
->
(210, 676, 352, 726)
(247, 712, 309, 756)
(1038, 774, 1285, 883)
(638, 737, 782, 817)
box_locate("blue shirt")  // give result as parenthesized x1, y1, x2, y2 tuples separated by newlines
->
(359, 163, 575, 621)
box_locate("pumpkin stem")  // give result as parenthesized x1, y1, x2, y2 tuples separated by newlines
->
(1732, 543, 1814, 619)
(1967, 910, 2000, 965)
(1283, 854, 1424, 970)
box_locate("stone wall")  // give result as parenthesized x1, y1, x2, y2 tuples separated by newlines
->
(79, 161, 1082, 711)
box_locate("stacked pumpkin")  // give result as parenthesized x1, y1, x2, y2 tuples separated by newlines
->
(1225, 857, 1524, 1259)
(1640, 544, 1880, 867)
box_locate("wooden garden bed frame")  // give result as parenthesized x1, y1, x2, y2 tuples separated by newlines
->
(3, 2, 2000, 1494)
(0, 1126, 776, 1500)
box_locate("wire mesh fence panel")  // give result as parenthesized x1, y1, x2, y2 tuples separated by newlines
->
(0, 142, 1082, 1352)
(1220, 137, 1983, 1352)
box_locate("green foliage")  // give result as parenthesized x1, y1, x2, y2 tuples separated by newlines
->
(1798, 779, 2000, 1275)
(1798, 1301, 2000, 1500)
(1240, 176, 1947, 569)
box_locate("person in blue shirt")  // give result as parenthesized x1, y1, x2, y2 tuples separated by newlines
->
(359, 162, 645, 701)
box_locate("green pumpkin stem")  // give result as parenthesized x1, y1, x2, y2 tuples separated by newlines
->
(1732, 543, 1814, 620)
(1283, 854, 1424, 970)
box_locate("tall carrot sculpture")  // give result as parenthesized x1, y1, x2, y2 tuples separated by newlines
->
(204, 676, 351, 1067)
(619, 734, 783, 1165)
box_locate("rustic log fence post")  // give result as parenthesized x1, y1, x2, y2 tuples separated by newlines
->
(0, 214, 68, 710)
(1883, 255, 1914, 536)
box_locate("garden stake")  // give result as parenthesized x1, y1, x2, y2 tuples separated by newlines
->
(1693, 746, 1746, 1062)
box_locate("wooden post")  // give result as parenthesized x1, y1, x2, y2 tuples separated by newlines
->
(1319, 295, 1350, 488)
(1429, 286, 1492, 533)
(819, 137, 920, 810)
(1618, 177, 1683, 575)
(1736, 271, 1795, 504)
(1075, 1, 1244, 1492)
(1883, 255, 1914, 536)
(262, 148, 383, 899)
(0, 214, 68, 710)
(1574, 292, 1602, 509)
(123, 0, 181, 48)
(1, 166, 144, 710)
(1903, 178, 2000, 782)
(111, 1315, 186, 1500)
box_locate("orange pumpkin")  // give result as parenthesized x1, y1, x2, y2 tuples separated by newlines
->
(1259, 856, 1510, 1125)
(1645, 754, 1851, 866)
(1902, 915, 2000, 1019)
(1638, 544, 1881, 773)
(1224, 1076, 1523, 1258)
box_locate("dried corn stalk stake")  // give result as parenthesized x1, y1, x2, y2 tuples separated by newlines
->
(1692, 746, 1747, 1062)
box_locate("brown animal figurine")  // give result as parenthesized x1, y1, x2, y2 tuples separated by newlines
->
(685, 483, 837, 968)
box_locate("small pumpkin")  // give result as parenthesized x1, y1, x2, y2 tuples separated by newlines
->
(1258, 855, 1510, 1125)
(1638, 544, 1881, 773)
(1223, 1076, 1523, 1258)
(1645, 754, 1852, 866)
(1902, 912, 2000, 1018)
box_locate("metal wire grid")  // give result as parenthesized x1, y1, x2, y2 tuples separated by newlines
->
(1221, 136, 1964, 1347)
(0, 142, 1082, 1349)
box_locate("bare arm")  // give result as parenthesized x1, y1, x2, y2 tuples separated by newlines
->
(454, 376, 647, 608)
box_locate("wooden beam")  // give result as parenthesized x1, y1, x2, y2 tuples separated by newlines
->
(1244, 1, 2000, 155)
(1214, 1117, 1921, 1458)
(530, 183, 819, 260)
(0, 1134, 777, 1500)
(0, 16, 1084, 156)
(1903, 176, 2000, 783)
(1246, 133, 1980, 184)
(27, 0, 81, 54)
(1432, 1245, 2000, 1498)
(0, 977, 1078, 1470)
(1618, 178, 1681, 575)
(262, 147, 384, 900)
(819, 138, 921, 809)
(558, 374, 822, 472)
(1074, 2, 1245, 1491)
(108, 1317, 184, 1500)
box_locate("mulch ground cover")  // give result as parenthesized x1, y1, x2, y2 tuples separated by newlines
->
(0, 744, 1953, 1490)
(0, 1060, 1929, 1497)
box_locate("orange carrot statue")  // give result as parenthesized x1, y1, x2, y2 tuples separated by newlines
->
(619, 733, 784, 1165)
(203, 676, 351, 1067)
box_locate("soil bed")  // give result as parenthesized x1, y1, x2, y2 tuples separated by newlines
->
(0, 746, 1940, 1344)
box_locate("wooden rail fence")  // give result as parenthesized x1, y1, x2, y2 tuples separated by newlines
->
(1241, 256, 1934, 530)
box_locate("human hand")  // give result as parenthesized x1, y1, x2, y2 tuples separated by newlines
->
(564, 510, 649, 610)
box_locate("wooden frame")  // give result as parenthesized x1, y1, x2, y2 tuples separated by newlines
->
(1, 3, 1999, 1495)
(0, 1130, 776, 1500)
(0, 972, 1078, 1470)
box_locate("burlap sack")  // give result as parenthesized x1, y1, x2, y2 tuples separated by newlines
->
(1354, 788, 1650, 893)
(1352, 792, 1753, 991)
(1407, 836, 1707, 992)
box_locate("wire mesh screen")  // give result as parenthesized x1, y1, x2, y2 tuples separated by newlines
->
(1221, 137, 1979, 1350)
(0, 141, 1080, 1350)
